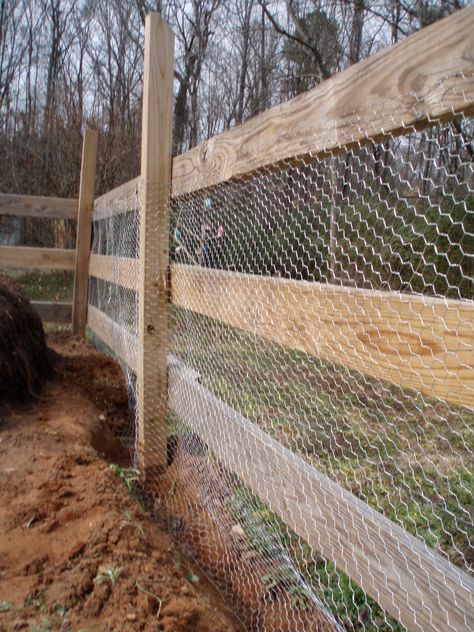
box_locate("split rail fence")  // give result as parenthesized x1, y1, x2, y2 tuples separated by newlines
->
(1, 8, 473, 632)
(0, 128, 98, 331)
(86, 10, 474, 632)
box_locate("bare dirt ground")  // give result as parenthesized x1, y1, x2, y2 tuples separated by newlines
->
(0, 332, 244, 632)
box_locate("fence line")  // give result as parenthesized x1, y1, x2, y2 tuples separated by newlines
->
(86, 8, 474, 631)
(0, 168, 86, 326)
(0, 5, 468, 631)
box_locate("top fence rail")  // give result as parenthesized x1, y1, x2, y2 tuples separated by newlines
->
(171, 7, 474, 197)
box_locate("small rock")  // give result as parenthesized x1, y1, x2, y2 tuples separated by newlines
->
(231, 524, 245, 537)
(99, 414, 106, 421)
(126, 613, 137, 621)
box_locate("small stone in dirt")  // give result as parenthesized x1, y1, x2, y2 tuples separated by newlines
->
(126, 613, 137, 621)
(231, 524, 245, 537)
(99, 414, 106, 421)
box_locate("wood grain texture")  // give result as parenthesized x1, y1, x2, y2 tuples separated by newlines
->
(0, 245, 75, 270)
(138, 13, 174, 472)
(32, 301, 72, 323)
(93, 176, 140, 221)
(89, 254, 139, 290)
(171, 264, 474, 407)
(171, 6, 474, 196)
(87, 305, 139, 373)
(0, 193, 78, 219)
(168, 357, 474, 632)
(73, 129, 98, 336)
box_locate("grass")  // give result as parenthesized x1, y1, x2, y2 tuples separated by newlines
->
(94, 566, 123, 586)
(6, 270, 74, 302)
(170, 305, 473, 630)
(109, 464, 145, 509)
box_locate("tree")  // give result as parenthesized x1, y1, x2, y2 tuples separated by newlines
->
(282, 8, 340, 96)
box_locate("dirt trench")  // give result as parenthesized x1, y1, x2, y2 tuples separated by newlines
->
(0, 332, 243, 632)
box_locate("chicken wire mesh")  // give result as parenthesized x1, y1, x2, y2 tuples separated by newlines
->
(88, 91, 473, 631)
(89, 183, 141, 451)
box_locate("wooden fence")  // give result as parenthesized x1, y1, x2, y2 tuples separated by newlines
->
(86, 9, 474, 632)
(1, 7, 473, 631)
(85, 9, 474, 632)
(0, 129, 98, 331)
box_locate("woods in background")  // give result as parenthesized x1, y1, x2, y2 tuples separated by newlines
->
(0, 0, 469, 198)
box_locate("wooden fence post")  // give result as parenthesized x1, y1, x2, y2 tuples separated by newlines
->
(138, 13, 174, 475)
(72, 128, 98, 335)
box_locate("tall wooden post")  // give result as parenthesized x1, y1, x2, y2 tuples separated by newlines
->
(138, 13, 174, 475)
(72, 128, 98, 335)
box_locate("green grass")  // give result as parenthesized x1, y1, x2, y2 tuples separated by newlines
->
(93, 566, 123, 586)
(7, 270, 74, 302)
(110, 464, 145, 509)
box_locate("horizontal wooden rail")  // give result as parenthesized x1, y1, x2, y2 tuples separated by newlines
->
(168, 357, 474, 631)
(0, 246, 76, 270)
(87, 304, 138, 372)
(171, 6, 474, 196)
(171, 264, 474, 407)
(89, 254, 139, 290)
(78, 300, 474, 629)
(0, 193, 78, 219)
(93, 176, 140, 221)
(32, 301, 72, 324)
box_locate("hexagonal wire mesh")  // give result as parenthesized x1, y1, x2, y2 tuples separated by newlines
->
(88, 79, 473, 631)
(89, 183, 141, 452)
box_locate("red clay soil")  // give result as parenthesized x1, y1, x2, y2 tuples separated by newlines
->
(0, 333, 244, 632)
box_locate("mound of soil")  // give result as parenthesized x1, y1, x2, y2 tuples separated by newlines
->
(0, 333, 242, 632)
(0, 276, 53, 408)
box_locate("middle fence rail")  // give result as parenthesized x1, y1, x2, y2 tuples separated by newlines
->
(86, 9, 474, 632)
